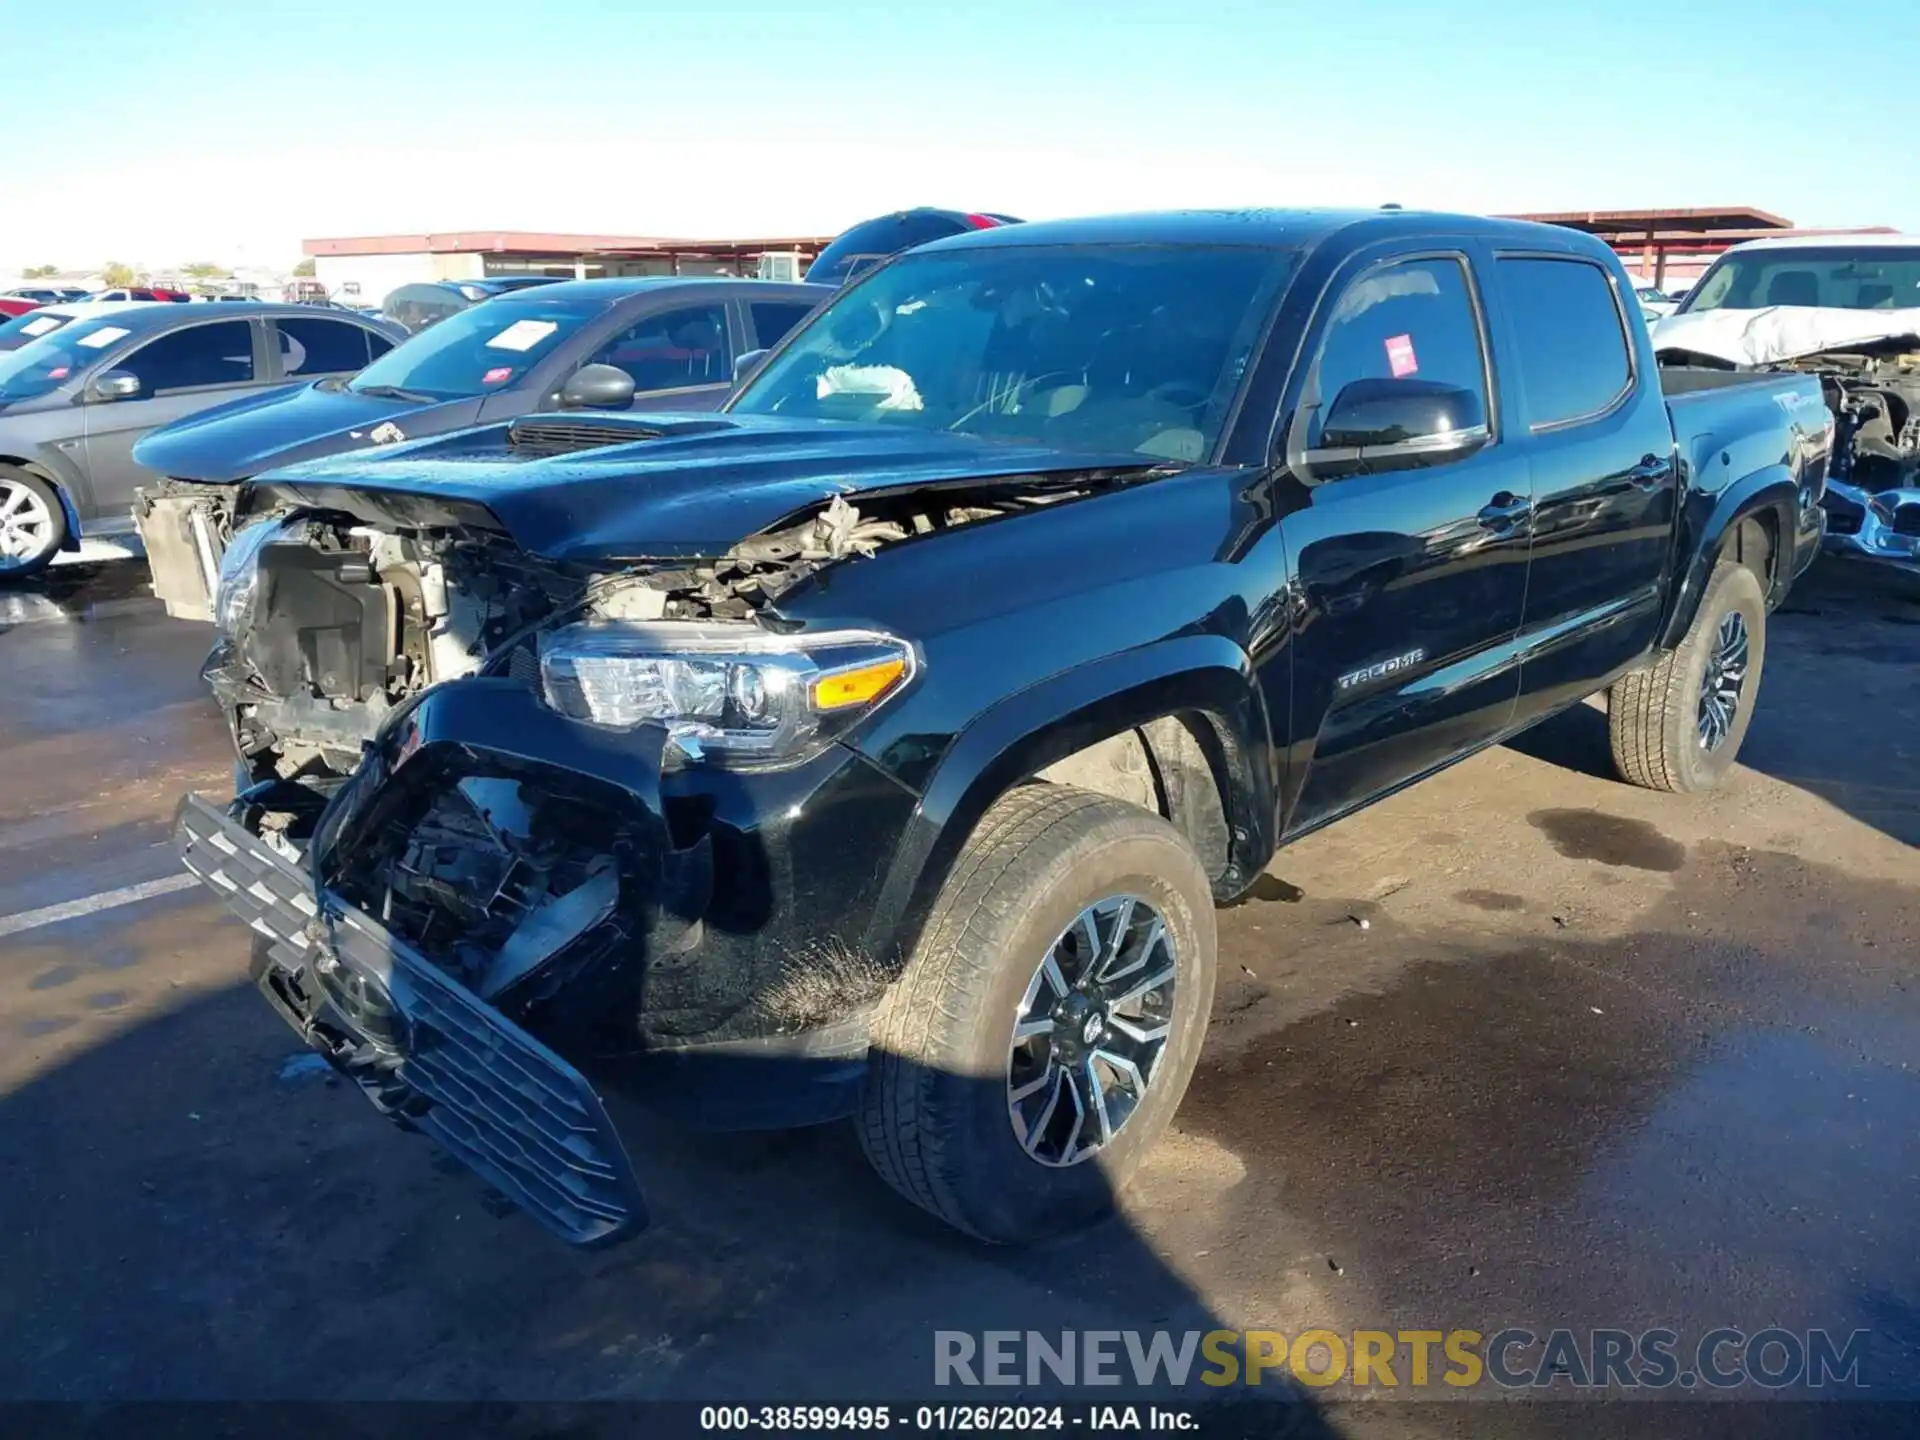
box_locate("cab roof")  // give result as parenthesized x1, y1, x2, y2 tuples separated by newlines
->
(495, 275, 829, 304)
(916, 207, 1610, 259)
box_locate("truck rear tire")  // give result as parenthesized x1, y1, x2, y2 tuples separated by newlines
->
(1608, 561, 1767, 793)
(858, 783, 1217, 1243)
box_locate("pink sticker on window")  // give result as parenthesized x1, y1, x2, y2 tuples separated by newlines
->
(1385, 333, 1418, 377)
(481, 366, 513, 384)
(48, 366, 70, 379)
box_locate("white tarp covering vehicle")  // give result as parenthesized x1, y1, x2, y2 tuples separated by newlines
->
(1653, 235, 1920, 575)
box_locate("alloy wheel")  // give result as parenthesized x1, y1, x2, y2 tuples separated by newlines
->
(1697, 609, 1750, 751)
(1007, 894, 1177, 1167)
(0, 478, 54, 570)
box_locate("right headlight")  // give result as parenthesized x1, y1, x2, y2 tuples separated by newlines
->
(212, 517, 282, 635)
(538, 621, 916, 767)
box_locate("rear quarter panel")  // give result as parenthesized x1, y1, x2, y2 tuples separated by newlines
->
(1659, 374, 1830, 643)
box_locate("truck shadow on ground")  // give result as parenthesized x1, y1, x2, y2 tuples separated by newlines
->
(1500, 563, 1920, 850)
(0, 968, 1341, 1438)
(6, 838, 1920, 1437)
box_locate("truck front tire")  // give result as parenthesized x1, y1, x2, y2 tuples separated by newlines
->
(858, 783, 1217, 1243)
(1609, 561, 1768, 793)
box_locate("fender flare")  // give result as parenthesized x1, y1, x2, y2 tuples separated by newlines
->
(0, 449, 85, 552)
(1658, 465, 1799, 650)
(857, 632, 1277, 968)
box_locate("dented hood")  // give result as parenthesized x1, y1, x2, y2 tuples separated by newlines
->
(1653, 305, 1920, 367)
(132, 379, 485, 483)
(245, 412, 1157, 564)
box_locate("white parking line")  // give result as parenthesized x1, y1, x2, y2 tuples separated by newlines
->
(0, 873, 199, 940)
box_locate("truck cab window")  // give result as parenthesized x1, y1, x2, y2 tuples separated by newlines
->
(1497, 259, 1632, 428)
(592, 304, 731, 392)
(750, 301, 817, 350)
(1301, 256, 1489, 452)
(276, 317, 375, 376)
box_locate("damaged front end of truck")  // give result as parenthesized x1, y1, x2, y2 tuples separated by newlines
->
(1656, 314, 1920, 577)
(174, 410, 1165, 1243)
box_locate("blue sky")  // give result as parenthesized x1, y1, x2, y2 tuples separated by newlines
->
(4, 0, 1915, 272)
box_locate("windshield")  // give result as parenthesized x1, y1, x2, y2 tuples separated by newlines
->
(730, 244, 1293, 461)
(347, 297, 602, 401)
(1680, 247, 1920, 313)
(0, 309, 76, 353)
(0, 316, 137, 401)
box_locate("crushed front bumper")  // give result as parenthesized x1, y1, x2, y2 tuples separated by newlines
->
(176, 791, 648, 1246)
(1822, 480, 1920, 575)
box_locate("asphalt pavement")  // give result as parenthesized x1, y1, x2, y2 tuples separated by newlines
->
(1, 558, 1916, 1439)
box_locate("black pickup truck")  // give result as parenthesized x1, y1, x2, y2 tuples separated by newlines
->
(173, 210, 1829, 1247)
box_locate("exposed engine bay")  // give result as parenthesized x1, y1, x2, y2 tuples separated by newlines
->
(1774, 349, 1920, 494)
(1657, 338, 1920, 571)
(211, 478, 1097, 788)
(1783, 350, 1920, 567)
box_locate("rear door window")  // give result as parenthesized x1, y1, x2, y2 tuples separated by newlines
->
(749, 300, 818, 350)
(123, 320, 256, 393)
(1497, 258, 1633, 427)
(275, 316, 375, 376)
(1302, 255, 1490, 450)
(590, 303, 732, 392)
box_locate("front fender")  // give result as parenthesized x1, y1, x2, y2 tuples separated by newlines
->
(856, 633, 1276, 968)
(1657, 463, 1800, 650)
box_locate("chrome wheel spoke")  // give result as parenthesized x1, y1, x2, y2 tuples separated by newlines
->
(1012, 1014, 1055, 1042)
(1075, 1058, 1113, 1152)
(1104, 1010, 1171, 1047)
(1009, 1062, 1057, 1107)
(1098, 913, 1161, 987)
(1039, 947, 1070, 1002)
(0, 487, 23, 518)
(1108, 960, 1175, 1010)
(1020, 1065, 1067, 1150)
(1075, 911, 1104, 980)
(1092, 897, 1136, 982)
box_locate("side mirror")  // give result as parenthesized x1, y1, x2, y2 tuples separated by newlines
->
(733, 348, 768, 382)
(557, 363, 636, 410)
(90, 370, 143, 402)
(1301, 377, 1488, 477)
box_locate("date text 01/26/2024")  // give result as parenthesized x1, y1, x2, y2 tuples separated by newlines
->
(699, 1406, 1196, 1432)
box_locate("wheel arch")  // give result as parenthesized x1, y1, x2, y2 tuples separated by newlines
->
(1658, 466, 1798, 650)
(0, 450, 84, 552)
(857, 633, 1277, 971)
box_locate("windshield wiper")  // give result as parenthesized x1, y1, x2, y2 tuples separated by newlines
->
(351, 383, 436, 403)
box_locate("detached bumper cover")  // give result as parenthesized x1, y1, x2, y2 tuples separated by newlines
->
(176, 791, 647, 1246)
(1822, 481, 1920, 574)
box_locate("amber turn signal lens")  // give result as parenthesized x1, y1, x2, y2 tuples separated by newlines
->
(811, 655, 907, 711)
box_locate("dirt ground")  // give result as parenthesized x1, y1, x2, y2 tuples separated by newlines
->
(0, 558, 1916, 1438)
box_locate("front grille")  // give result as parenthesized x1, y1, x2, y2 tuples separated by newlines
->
(175, 793, 646, 1246)
(507, 417, 660, 457)
(1893, 502, 1920, 538)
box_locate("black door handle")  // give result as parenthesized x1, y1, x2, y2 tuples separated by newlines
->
(1627, 454, 1672, 489)
(1477, 491, 1532, 531)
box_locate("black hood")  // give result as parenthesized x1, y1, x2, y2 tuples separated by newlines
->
(247, 413, 1162, 564)
(131, 380, 487, 483)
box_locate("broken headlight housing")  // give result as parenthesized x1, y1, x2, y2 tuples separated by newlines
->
(538, 621, 915, 767)
(212, 517, 284, 635)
